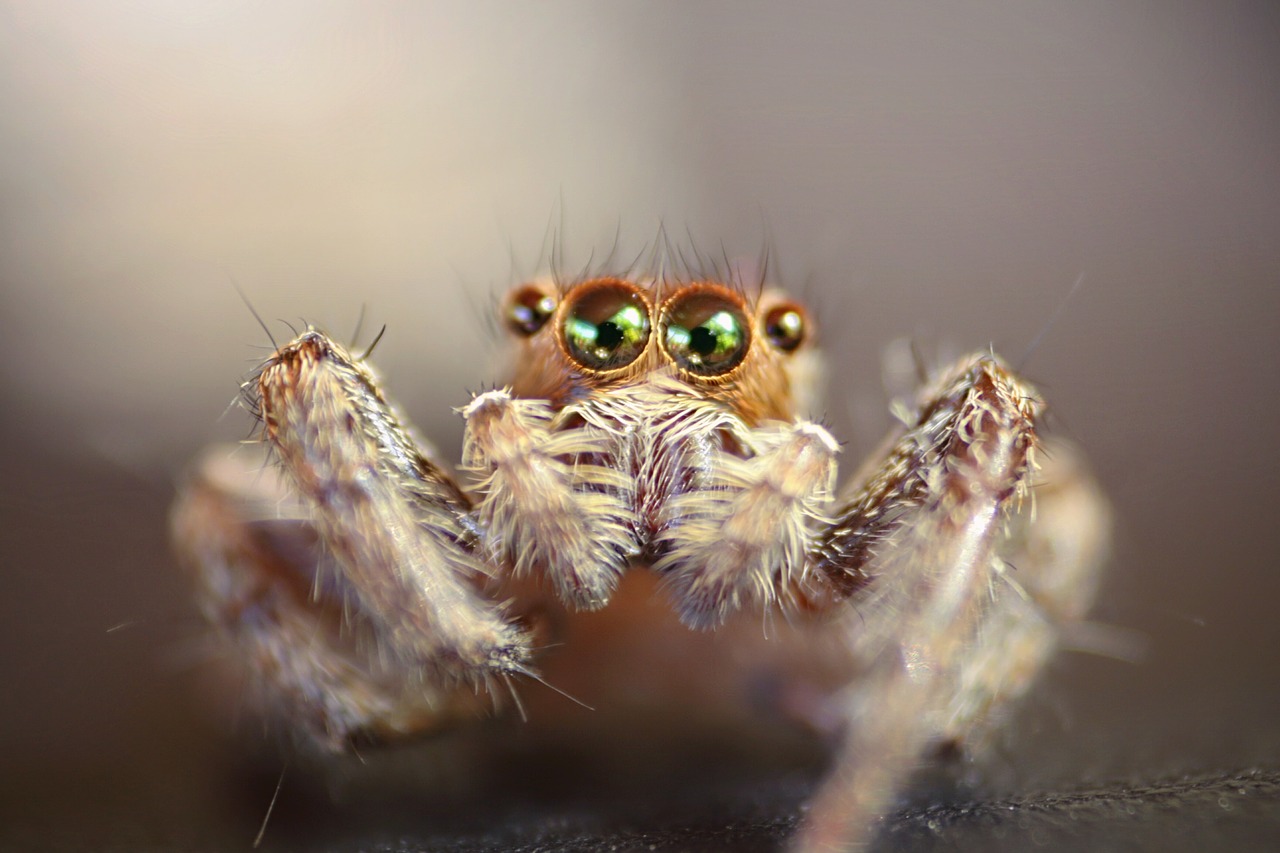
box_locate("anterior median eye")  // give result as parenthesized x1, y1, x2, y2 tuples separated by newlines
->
(560, 280, 651, 371)
(661, 288, 751, 377)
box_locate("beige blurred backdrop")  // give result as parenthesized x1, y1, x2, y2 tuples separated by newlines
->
(2, 1, 1278, 848)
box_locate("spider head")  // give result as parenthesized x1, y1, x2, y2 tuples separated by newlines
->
(501, 278, 820, 424)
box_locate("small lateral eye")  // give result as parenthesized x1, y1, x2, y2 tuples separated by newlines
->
(560, 280, 651, 371)
(505, 285, 557, 336)
(661, 288, 751, 377)
(763, 303, 806, 352)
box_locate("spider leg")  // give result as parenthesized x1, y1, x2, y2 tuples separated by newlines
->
(172, 330, 531, 749)
(935, 438, 1109, 752)
(790, 355, 1108, 852)
(172, 448, 491, 749)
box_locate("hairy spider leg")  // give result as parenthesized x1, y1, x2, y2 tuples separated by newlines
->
(172, 448, 496, 748)
(791, 356, 1107, 852)
(173, 330, 534, 748)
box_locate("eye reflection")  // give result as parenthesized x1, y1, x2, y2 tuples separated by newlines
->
(560, 281, 650, 371)
(661, 289, 750, 377)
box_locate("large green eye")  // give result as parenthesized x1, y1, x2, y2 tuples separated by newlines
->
(661, 289, 751, 376)
(561, 281, 650, 371)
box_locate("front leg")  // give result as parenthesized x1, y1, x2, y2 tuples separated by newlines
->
(172, 446, 493, 749)
(172, 330, 531, 749)
(256, 332, 529, 678)
(793, 355, 1109, 851)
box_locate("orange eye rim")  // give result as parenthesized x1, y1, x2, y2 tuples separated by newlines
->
(555, 278, 655, 375)
(657, 283, 754, 381)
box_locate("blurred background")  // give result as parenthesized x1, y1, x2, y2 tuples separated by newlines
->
(2, 2, 1278, 850)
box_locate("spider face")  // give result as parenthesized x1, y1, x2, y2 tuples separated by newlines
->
(501, 278, 814, 425)
(461, 278, 836, 622)
(172, 267, 1109, 852)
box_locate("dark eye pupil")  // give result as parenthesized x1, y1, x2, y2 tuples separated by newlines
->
(595, 320, 625, 350)
(691, 325, 721, 355)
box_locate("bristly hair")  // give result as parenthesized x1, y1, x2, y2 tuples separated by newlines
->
(510, 219, 784, 303)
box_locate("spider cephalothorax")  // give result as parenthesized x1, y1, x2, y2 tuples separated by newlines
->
(466, 277, 837, 625)
(173, 271, 1108, 851)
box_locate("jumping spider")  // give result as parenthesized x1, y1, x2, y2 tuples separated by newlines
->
(172, 271, 1109, 850)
